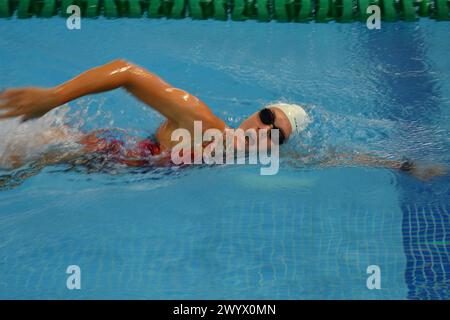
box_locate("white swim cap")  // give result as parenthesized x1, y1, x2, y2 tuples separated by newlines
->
(268, 103, 310, 136)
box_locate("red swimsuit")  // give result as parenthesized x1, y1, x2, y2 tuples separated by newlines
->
(80, 130, 165, 167)
(80, 129, 211, 167)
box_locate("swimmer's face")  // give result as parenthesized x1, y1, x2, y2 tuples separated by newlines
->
(238, 107, 292, 146)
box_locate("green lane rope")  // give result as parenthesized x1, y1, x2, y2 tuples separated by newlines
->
(256, 0, 270, 21)
(171, 0, 187, 19)
(382, 0, 398, 22)
(188, 0, 202, 19)
(38, 0, 56, 17)
(418, 0, 431, 17)
(401, 0, 417, 21)
(315, 0, 333, 22)
(60, 0, 97, 17)
(295, 0, 313, 22)
(333, 0, 352, 22)
(148, 0, 162, 18)
(147, 0, 185, 19)
(17, 0, 31, 18)
(273, 0, 290, 22)
(213, 0, 227, 20)
(231, 0, 247, 20)
(1, 0, 449, 21)
(434, 0, 449, 20)
(0, 0, 12, 17)
(357, 0, 370, 21)
(104, 0, 119, 17)
(85, 0, 99, 17)
(60, 0, 73, 17)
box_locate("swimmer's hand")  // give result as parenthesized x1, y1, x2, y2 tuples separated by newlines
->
(408, 163, 448, 181)
(0, 87, 59, 121)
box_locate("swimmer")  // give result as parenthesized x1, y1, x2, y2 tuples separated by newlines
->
(0, 59, 447, 180)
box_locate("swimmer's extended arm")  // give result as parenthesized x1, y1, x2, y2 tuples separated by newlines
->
(322, 153, 403, 169)
(0, 59, 212, 124)
(285, 150, 404, 170)
(320, 152, 447, 181)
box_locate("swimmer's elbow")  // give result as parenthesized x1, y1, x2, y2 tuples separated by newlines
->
(110, 59, 148, 75)
(105, 59, 151, 91)
(122, 61, 169, 93)
(109, 59, 141, 82)
(111, 59, 133, 69)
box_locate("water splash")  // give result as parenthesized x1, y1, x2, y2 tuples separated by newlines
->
(0, 106, 84, 170)
(0, 96, 180, 189)
(282, 104, 449, 168)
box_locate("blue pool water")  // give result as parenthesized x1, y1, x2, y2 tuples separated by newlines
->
(0, 17, 449, 299)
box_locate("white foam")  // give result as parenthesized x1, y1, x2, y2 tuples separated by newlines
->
(0, 106, 83, 169)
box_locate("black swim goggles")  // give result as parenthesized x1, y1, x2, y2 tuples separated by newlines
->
(258, 108, 287, 145)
